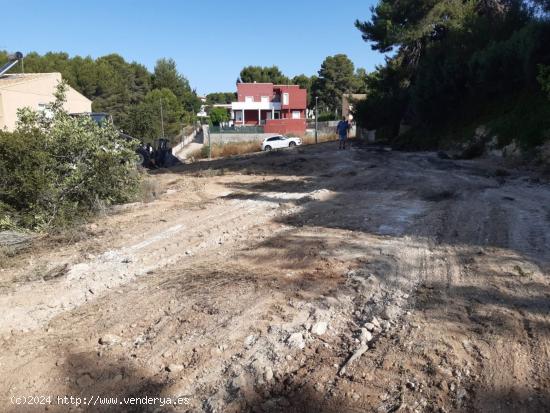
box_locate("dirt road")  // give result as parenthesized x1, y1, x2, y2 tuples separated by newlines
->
(1, 142, 549, 412)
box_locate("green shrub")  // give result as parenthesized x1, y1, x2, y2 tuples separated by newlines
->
(0, 82, 141, 230)
(317, 112, 338, 122)
(538, 64, 550, 99)
(488, 93, 550, 148)
(354, 7, 550, 150)
(208, 107, 230, 126)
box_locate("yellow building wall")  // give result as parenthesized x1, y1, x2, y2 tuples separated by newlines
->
(0, 73, 92, 131)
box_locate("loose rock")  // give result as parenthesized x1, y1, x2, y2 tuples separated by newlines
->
(339, 343, 369, 376)
(99, 334, 121, 345)
(244, 334, 256, 348)
(311, 322, 328, 336)
(364, 322, 375, 331)
(359, 328, 373, 343)
(167, 364, 184, 373)
(287, 332, 305, 349)
(381, 305, 399, 320)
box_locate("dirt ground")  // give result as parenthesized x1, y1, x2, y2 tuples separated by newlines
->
(1, 141, 549, 413)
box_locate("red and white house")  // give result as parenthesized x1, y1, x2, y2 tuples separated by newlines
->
(231, 82, 307, 134)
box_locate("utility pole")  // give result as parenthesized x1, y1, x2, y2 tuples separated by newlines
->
(208, 125, 212, 160)
(315, 96, 319, 144)
(159, 98, 165, 138)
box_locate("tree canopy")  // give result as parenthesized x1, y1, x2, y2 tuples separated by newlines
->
(315, 54, 361, 114)
(153, 58, 201, 115)
(206, 92, 237, 105)
(0, 51, 199, 140)
(126, 88, 183, 142)
(238, 65, 290, 84)
(209, 107, 230, 126)
(353, 0, 550, 148)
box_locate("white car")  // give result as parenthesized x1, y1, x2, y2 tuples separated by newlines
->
(261, 135, 302, 151)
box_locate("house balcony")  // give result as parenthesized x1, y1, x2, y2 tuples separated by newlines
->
(231, 101, 281, 111)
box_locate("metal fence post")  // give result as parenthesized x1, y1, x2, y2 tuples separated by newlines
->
(208, 126, 212, 160)
(315, 96, 319, 144)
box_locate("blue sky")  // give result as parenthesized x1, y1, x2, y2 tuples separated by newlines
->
(0, 0, 385, 95)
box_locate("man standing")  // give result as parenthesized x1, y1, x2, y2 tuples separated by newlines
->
(336, 116, 350, 149)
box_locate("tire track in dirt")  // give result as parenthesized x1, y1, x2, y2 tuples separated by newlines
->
(2, 145, 550, 412)
(0, 192, 300, 335)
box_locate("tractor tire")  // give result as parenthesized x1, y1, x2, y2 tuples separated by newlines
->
(136, 153, 146, 167)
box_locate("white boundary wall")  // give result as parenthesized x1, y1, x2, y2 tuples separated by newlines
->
(171, 127, 201, 155)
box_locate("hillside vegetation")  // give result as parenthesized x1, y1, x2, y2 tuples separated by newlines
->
(354, 0, 550, 152)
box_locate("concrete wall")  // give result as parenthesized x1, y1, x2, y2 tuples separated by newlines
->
(207, 131, 275, 145)
(0, 73, 92, 131)
(356, 127, 376, 142)
(265, 118, 306, 134)
(304, 121, 363, 138)
(171, 126, 201, 155)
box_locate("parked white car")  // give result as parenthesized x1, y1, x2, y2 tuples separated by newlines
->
(261, 135, 302, 151)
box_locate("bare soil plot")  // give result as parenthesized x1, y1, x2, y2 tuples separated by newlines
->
(1, 142, 549, 412)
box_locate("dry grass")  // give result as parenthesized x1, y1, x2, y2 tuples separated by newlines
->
(301, 133, 339, 145)
(193, 168, 226, 177)
(191, 141, 260, 161)
(214, 141, 261, 157)
(187, 148, 203, 162)
(137, 177, 161, 203)
(0, 245, 18, 261)
(188, 133, 340, 162)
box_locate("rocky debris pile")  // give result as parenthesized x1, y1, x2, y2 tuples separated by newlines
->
(0, 230, 34, 251)
(345, 268, 409, 328)
(436, 125, 526, 161)
(178, 261, 418, 412)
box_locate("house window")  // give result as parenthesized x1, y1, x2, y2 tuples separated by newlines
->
(261, 96, 269, 103)
(292, 110, 301, 119)
(282, 93, 289, 105)
(245, 96, 254, 103)
(235, 111, 243, 122)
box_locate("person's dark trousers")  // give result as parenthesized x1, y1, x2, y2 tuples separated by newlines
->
(338, 136, 346, 149)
